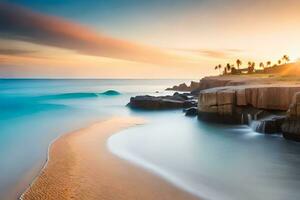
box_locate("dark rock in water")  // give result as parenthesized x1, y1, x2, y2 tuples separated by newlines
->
(129, 94, 197, 110)
(282, 119, 300, 141)
(172, 92, 188, 101)
(183, 99, 197, 108)
(185, 107, 198, 116)
(250, 116, 286, 134)
(282, 92, 300, 141)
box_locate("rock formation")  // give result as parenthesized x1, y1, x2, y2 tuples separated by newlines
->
(198, 86, 300, 112)
(166, 81, 200, 91)
(184, 107, 198, 116)
(250, 115, 286, 134)
(197, 85, 300, 133)
(128, 93, 197, 110)
(282, 92, 300, 141)
(158, 75, 300, 141)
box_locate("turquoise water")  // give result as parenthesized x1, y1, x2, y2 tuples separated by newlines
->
(1, 79, 300, 200)
(0, 79, 182, 199)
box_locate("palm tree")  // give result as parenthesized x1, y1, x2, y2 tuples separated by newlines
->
(215, 64, 222, 74)
(259, 62, 265, 69)
(282, 55, 290, 64)
(236, 59, 242, 69)
(248, 61, 252, 68)
(247, 62, 255, 73)
(278, 60, 281, 65)
(266, 61, 271, 68)
(226, 63, 231, 71)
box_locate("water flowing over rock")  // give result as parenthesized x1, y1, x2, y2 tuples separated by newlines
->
(164, 75, 300, 141)
(197, 85, 297, 135)
(249, 116, 286, 134)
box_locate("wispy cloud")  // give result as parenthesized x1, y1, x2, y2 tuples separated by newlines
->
(0, 3, 188, 66)
(0, 49, 36, 56)
(173, 48, 243, 59)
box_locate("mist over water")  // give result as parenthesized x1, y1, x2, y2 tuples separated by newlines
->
(1, 79, 300, 200)
(109, 112, 300, 200)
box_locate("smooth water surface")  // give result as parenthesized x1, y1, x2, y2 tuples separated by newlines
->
(1, 79, 300, 200)
(0, 79, 183, 199)
(109, 112, 300, 200)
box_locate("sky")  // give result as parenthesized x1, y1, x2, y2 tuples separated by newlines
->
(0, 0, 300, 78)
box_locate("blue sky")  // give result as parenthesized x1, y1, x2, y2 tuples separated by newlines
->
(1, 0, 300, 78)
(4, 0, 217, 44)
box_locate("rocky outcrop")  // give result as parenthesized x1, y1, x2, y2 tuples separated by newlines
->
(198, 88, 242, 123)
(191, 76, 251, 95)
(190, 81, 200, 91)
(198, 86, 300, 112)
(282, 92, 300, 141)
(170, 67, 300, 95)
(166, 83, 189, 91)
(166, 81, 200, 91)
(250, 115, 286, 134)
(184, 107, 198, 116)
(197, 77, 232, 90)
(167, 75, 269, 94)
(129, 93, 197, 110)
(198, 86, 300, 135)
(163, 75, 300, 140)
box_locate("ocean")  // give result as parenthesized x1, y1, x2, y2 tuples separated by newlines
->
(1, 79, 300, 200)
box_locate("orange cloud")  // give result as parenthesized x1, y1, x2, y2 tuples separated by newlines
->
(0, 3, 188, 66)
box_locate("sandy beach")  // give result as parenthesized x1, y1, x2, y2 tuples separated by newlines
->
(21, 117, 199, 200)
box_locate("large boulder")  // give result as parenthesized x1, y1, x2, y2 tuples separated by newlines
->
(282, 119, 300, 141)
(251, 116, 286, 134)
(129, 93, 197, 110)
(282, 92, 300, 141)
(129, 96, 183, 109)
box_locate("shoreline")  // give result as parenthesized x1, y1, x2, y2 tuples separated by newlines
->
(21, 117, 200, 200)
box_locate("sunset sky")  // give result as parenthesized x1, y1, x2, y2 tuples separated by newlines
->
(1, 0, 300, 78)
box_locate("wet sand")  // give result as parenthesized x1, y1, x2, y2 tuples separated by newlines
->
(21, 117, 200, 200)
